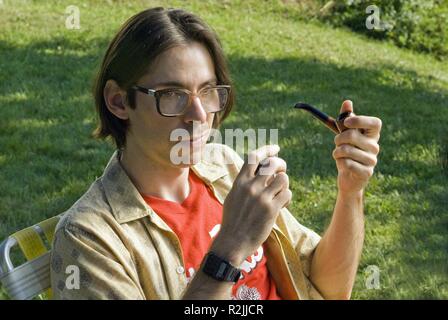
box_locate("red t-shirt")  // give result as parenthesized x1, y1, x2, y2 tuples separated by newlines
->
(141, 169, 282, 300)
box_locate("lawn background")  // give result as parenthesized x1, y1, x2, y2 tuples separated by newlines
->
(0, 0, 447, 299)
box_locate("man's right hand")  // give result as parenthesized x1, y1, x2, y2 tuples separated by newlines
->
(211, 144, 292, 266)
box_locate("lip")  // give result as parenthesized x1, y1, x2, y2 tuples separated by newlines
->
(174, 132, 209, 148)
(189, 135, 207, 142)
(189, 135, 208, 147)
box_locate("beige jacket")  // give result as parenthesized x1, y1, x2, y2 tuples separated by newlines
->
(50, 143, 323, 300)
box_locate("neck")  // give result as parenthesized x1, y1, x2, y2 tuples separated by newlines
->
(118, 144, 191, 204)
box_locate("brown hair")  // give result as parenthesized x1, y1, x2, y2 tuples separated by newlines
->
(93, 7, 235, 149)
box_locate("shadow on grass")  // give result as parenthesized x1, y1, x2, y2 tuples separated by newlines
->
(0, 37, 113, 239)
(226, 55, 448, 298)
(227, 55, 447, 177)
(0, 37, 447, 298)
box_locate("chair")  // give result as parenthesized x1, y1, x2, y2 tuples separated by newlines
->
(0, 215, 61, 300)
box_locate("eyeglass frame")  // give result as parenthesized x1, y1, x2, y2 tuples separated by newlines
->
(131, 84, 232, 117)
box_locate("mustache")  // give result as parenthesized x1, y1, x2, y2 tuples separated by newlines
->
(186, 126, 211, 137)
(170, 126, 211, 141)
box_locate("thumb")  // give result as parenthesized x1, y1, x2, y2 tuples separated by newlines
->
(339, 100, 354, 114)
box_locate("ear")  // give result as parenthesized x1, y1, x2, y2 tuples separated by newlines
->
(103, 79, 130, 120)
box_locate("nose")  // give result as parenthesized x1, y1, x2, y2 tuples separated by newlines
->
(183, 96, 207, 124)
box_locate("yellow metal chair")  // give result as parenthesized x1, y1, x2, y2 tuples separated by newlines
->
(0, 216, 61, 300)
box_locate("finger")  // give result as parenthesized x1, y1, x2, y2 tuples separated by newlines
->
(273, 187, 292, 210)
(284, 197, 292, 209)
(333, 144, 377, 167)
(254, 156, 287, 187)
(264, 172, 289, 197)
(334, 129, 380, 155)
(255, 156, 287, 176)
(343, 116, 382, 138)
(339, 100, 354, 114)
(243, 145, 280, 176)
(336, 158, 374, 179)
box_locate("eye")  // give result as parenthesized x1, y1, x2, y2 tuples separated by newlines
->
(163, 90, 182, 98)
(201, 87, 214, 95)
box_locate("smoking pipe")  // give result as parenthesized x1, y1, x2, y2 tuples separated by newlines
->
(255, 102, 354, 175)
(294, 102, 353, 134)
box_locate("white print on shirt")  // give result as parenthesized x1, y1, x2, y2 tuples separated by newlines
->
(239, 246, 263, 278)
(208, 224, 221, 238)
(186, 224, 264, 283)
(187, 267, 196, 283)
(231, 284, 261, 300)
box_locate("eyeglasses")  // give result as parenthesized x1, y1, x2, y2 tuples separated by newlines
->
(132, 84, 231, 117)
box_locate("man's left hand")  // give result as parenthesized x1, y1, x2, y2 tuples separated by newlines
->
(332, 100, 382, 196)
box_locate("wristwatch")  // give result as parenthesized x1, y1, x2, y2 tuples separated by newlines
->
(201, 252, 241, 283)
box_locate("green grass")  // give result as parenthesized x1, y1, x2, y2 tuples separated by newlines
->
(1, 0, 447, 299)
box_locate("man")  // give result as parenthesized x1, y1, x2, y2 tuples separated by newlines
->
(50, 7, 381, 300)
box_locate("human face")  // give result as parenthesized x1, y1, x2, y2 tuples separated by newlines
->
(125, 42, 217, 168)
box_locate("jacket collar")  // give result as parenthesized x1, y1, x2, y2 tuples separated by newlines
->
(100, 149, 228, 224)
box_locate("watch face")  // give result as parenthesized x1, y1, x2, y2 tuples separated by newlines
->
(202, 252, 241, 282)
(216, 262, 228, 279)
